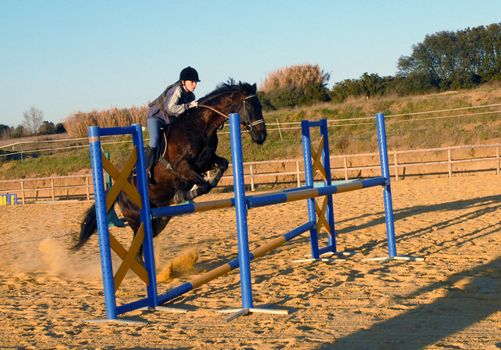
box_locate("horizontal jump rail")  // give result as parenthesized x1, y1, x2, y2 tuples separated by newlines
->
(116, 222, 313, 314)
(157, 222, 312, 305)
(151, 177, 386, 219)
(246, 177, 385, 209)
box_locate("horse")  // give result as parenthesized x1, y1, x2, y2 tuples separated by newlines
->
(74, 81, 267, 250)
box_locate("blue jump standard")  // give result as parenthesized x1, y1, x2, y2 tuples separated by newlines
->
(88, 112, 398, 320)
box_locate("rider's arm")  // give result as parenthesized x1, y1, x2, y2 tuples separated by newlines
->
(165, 85, 193, 117)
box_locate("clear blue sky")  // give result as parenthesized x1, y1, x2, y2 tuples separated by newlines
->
(1, 0, 500, 127)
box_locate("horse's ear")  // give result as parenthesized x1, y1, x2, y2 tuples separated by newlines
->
(252, 83, 257, 93)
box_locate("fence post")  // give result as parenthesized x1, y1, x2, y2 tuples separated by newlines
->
(51, 178, 55, 201)
(448, 147, 452, 177)
(276, 118, 283, 141)
(249, 164, 255, 192)
(497, 146, 500, 175)
(296, 160, 301, 187)
(20, 180, 25, 204)
(86, 176, 90, 200)
(393, 151, 398, 181)
(343, 156, 348, 180)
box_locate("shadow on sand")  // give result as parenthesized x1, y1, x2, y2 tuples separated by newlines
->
(318, 259, 500, 348)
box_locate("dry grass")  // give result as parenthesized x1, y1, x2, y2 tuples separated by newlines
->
(55, 83, 501, 154)
(260, 64, 329, 92)
(64, 106, 147, 137)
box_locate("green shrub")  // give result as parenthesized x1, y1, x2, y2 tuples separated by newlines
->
(259, 64, 331, 109)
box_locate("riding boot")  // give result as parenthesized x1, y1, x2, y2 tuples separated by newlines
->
(145, 147, 158, 183)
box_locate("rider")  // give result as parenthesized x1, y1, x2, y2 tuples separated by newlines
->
(145, 66, 200, 180)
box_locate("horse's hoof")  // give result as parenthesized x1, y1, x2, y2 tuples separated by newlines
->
(173, 191, 186, 203)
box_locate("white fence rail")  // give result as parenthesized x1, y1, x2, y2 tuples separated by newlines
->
(0, 143, 499, 204)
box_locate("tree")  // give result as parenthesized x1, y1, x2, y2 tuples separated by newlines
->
(10, 125, 25, 138)
(0, 124, 10, 139)
(359, 73, 386, 98)
(23, 106, 44, 135)
(55, 123, 66, 134)
(38, 121, 56, 135)
(397, 24, 501, 91)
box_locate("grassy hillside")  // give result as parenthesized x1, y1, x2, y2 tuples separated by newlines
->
(1, 84, 500, 180)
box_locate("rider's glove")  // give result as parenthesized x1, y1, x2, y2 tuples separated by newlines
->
(188, 101, 198, 109)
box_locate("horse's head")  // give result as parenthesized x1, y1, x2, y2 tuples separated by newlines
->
(235, 82, 267, 145)
(198, 80, 267, 145)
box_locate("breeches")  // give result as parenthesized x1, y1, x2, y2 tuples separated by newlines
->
(147, 117, 169, 148)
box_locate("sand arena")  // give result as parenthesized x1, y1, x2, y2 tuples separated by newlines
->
(0, 175, 499, 349)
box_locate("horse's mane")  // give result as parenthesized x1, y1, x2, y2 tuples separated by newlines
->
(198, 79, 256, 104)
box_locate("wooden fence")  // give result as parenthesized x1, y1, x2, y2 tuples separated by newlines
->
(0, 143, 499, 204)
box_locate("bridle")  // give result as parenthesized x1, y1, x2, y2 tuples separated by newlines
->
(198, 94, 265, 132)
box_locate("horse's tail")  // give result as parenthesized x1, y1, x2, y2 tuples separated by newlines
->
(72, 204, 98, 250)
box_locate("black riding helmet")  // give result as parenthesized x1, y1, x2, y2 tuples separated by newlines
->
(179, 66, 200, 82)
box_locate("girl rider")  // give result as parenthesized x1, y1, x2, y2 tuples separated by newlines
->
(145, 66, 200, 181)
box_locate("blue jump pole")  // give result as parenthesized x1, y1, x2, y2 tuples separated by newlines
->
(131, 124, 158, 309)
(104, 152, 126, 228)
(88, 126, 117, 320)
(320, 119, 336, 252)
(229, 113, 254, 310)
(301, 120, 320, 259)
(376, 113, 397, 257)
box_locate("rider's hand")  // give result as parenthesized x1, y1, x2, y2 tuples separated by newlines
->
(188, 101, 198, 109)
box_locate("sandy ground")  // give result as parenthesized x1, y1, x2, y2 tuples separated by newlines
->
(0, 175, 499, 349)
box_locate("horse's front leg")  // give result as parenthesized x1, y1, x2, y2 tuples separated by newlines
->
(192, 156, 228, 199)
(205, 155, 229, 187)
(172, 159, 212, 202)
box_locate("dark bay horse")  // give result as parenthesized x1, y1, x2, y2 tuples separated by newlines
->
(74, 81, 267, 249)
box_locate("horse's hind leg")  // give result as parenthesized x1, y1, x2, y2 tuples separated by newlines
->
(127, 222, 146, 262)
(151, 216, 171, 238)
(126, 216, 172, 267)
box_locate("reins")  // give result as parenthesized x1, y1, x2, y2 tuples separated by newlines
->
(198, 104, 228, 119)
(198, 94, 265, 131)
(161, 93, 265, 164)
